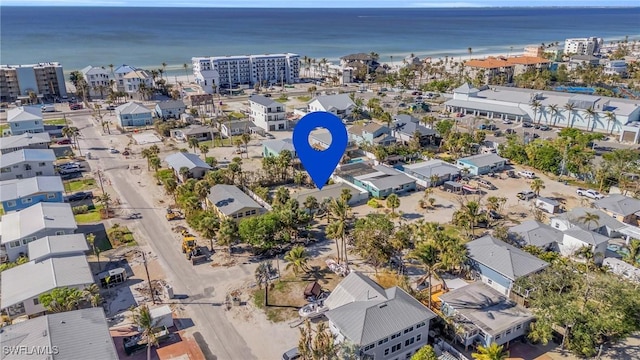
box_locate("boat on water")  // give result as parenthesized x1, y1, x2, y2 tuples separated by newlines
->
(299, 302, 328, 319)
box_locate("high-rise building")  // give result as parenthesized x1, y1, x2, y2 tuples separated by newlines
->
(0, 63, 68, 103)
(564, 37, 603, 56)
(192, 53, 300, 94)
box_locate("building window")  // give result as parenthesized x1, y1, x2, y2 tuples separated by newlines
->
(404, 337, 415, 347)
(251, 209, 257, 215)
(391, 344, 402, 353)
(378, 338, 389, 345)
(384, 349, 390, 356)
(38, 162, 46, 166)
(7, 200, 16, 207)
(1, 167, 11, 173)
(495, 334, 501, 340)
(237, 212, 243, 218)
(404, 326, 414, 334)
(10, 240, 20, 248)
(33, 298, 40, 305)
(36, 171, 43, 176)
(22, 197, 33, 204)
(245, 211, 252, 216)
(416, 334, 422, 342)
(416, 321, 425, 328)
(487, 279, 493, 284)
(391, 332, 401, 339)
(506, 329, 512, 335)
(516, 324, 522, 330)
(46, 193, 56, 199)
(363, 344, 375, 351)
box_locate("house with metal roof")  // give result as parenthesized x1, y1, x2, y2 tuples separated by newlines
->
(594, 194, 640, 225)
(466, 235, 549, 296)
(171, 124, 218, 142)
(155, 100, 186, 120)
(0, 132, 50, 154)
(349, 122, 396, 146)
(262, 138, 297, 158)
(440, 282, 534, 349)
(81, 65, 112, 98)
(164, 152, 212, 182)
(6, 106, 44, 136)
(0, 202, 77, 262)
(206, 184, 266, 221)
(456, 153, 506, 176)
(550, 207, 626, 237)
(0, 148, 56, 181)
(27, 233, 89, 263)
(1, 254, 94, 318)
(324, 272, 436, 360)
(392, 114, 439, 146)
(0, 307, 118, 359)
(249, 94, 287, 132)
(307, 94, 355, 119)
(560, 227, 610, 264)
(400, 159, 461, 188)
(508, 220, 563, 251)
(0, 176, 64, 212)
(115, 101, 153, 127)
(220, 119, 254, 138)
(603, 257, 640, 283)
(334, 162, 416, 198)
(295, 183, 369, 209)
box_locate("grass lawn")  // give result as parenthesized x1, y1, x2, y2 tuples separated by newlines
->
(227, 111, 245, 120)
(107, 224, 137, 247)
(274, 97, 289, 104)
(0, 124, 8, 133)
(203, 135, 244, 148)
(74, 204, 104, 224)
(296, 96, 311, 102)
(65, 178, 97, 192)
(44, 118, 67, 126)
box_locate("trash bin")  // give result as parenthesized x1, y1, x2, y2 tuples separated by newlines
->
(164, 285, 174, 300)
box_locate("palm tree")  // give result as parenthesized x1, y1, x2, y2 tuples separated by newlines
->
(564, 103, 577, 128)
(467, 47, 473, 60)
(303, 196, 319, 215)
(217, 218, 238, 253)
(530, 178, 545, 196)
(326, 198, 351, 264)
(255, 261, 275, 307)
(199, 144, 209, 160)
(548, 104, 559, 126)
(530, 100, 542, 125)
(408, 243, 444, 310)
(623, 239, 640, 266)
(188, 137, 200, 153)
(604, 111, 617, 134)
(183, 63, 190, 83)
(459, 201, 482, 237)
(386, 194, 400, 213)
(284, 245, 310, 276)
(141, 148, 153, 171)
(179, 166, 190, 182)
(161, 62, 167, 80)
(578, 211, 600, 230)
(149, 156, 161, 173)
(241, 133, 251, 158)
(132, 304, 160, 360)
(163, 178, 178, 202)
(472, 343, 509, 360)
(584, 106, 596, 132)
(61, 126, 80, 150)
(98, 193, 112, 219)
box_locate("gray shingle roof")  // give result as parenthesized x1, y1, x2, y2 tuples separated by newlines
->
(402, 160, 461, 179)
(1, 254, 93, 308)
(207, 184, 263, 216)
(7, 106, 42, 123)
(311, 94, 355, 111)
(295, 183, 365, 206)
(156, 100, 185, 110)
(0, 308, 118, 360)
(467, 235, 549, 280)
(0, 132, 51, 151)
(0, 148, 56, 167)
(553, 207, 626, 231)
(563, 227, 610, 246)
(27, 234, 89, 263)
(181, 125, 218, 136)
(457, 153, 506, 168)
(508, 220, 563, 248)
(594, 194, 640, 217)
(0, 202, 77, 244)
(249, 94, 278, 107)
(324, 272, 436, 345)
(263, 138, 295, 154)
(164, 152, 212, 171)
(393, 115, 437, 137)
(0, 176, 64, 202)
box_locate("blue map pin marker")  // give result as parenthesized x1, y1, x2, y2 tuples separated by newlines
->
(293, 112, 348, 190)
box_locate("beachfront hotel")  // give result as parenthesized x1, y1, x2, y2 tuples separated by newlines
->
(463, 56, 551, 84)
(563, 37, 603, 56)
(0, 63, 68, 103)
(191, 53, 300, 93)
(443, 84, 640, 141)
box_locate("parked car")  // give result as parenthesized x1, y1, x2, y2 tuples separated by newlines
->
(109, 147, 119, 154)
(59, 166, 82, 175)
(533, 124, 541, 129)
(69, 103, 83, 110)
(56, 138, 72, 145)
(518, 170, 536, 179)
(576, 188, 605, 199)
(282, 347, 301, 360)
(476, 179, 497, 190)
(517, 191, 537, 200)
(234, 148, 247, 154)
(488, 210, 503, 220)
(522, 122, 533, 128)
(505, 129, 516, 134)
(540, 125, 551, 131)
(106, 105, 116, 110)
(58, 161, 82, 169)
(67, 191, 93, 202)
(493, 130, 502, 137)
(502, 119, 513, 124)
(506, 170, 518, 178)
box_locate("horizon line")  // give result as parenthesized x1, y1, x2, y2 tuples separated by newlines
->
(2, 5, 640, 8)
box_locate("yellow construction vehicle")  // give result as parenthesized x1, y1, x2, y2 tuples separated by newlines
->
(166, 208, 182, 221)
(181, 232, 205, 264)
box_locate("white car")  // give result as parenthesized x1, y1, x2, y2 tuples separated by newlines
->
(109, 147, 119, 154)
(518, 170, 536, 179)
(576, 188, 605, 199)
(502, 119, 513, 124)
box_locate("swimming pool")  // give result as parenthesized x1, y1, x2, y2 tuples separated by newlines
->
(553, 86, 595, 94)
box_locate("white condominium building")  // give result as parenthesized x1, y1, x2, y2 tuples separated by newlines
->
(564, 37, 603, 55)
(0, 63, 68, 103)
(192, 53, 300, 93)
(81, 66, 112, 98)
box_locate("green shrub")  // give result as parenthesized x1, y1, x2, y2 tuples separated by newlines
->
(72, 205, 89, 214)
(367, 199, 380, 208)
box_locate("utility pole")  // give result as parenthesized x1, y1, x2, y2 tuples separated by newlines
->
(140, 250, 156, 304)
(95, 169, 105, 194)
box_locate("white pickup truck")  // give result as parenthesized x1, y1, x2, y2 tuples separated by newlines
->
(576, 188, 605, 199)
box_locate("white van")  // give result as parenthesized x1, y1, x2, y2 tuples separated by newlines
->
(42, 104, 56, 112)
(518, 170, 536, 179)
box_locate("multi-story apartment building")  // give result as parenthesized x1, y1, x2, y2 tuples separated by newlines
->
(564, 37, 603, 55)
(81, 65, 112, 98)
(192, 53, 300, 93)
(248, 94, 287, 131)
(0, 63, 68, 103)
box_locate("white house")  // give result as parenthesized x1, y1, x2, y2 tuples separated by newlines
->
(81, 65, 112, 98)
(248, 94, 287, 131)
(114, 64, 141, 91)
(6, 106, 44, 136)
(0, 148, 56, 181)
(123, 69, 153, 99)
(307, 94, 355, 119)
(603, 60, 627, 77)
(164, 152, 212, 181)
(0, 132, 51, 154)
(559, 227, 609, 264)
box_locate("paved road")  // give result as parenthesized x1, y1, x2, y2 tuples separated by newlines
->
(71, 114, 258, 360)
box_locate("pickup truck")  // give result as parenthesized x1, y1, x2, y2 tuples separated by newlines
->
(576, 188, 604, 199)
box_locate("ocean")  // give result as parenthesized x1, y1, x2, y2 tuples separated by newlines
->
(1, 6, 639, 75)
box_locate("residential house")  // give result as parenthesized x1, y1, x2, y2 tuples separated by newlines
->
(113, 64, 140, 91)
(392, 114, 439, 146)
(550, 207, 626, 237)
(440, 282, 534, 349)
(249, 94, 287, 131)
(171, 125, 218, 142)
(603, 257, 640, 283)
(0, 132, 51, 154)
(308, 128, 357, 153)
(594, 194, 640, 226)
(115, 101, 153, 127)
(349, 122, 396, 146)
(339, 53, 380, 72)
(155, 100, 186, 120)
(0, 202, 77, 262)
(263, 138, 297, 158)
(456, 153, 507, 176)
(603, 60, 627, 77)
(0, 149, 56, 181)
(295, 183, 369, 209)
(123, 69, 153, 99)
(334, 162, 416, 198)
(27, 233, 89, 263)
(307, 94, 355, 119)
(6, 106, 44, 136)
(400, 159, 461, 188)
(0, 255, 94, 318)
(508, 220, 563, 251)
(559, 227, 609, 264)
(164, 152, 212, 181)
(568, 55, 601, 71)
(221, 119, 254, 138)
(466, 235, 549, 296)
(206, 184, 266, 221)
(0, 308, 118, 359)
(81, 65, 112, 98)
(0, 176, 65, 212)
(324, 272, 436, 360)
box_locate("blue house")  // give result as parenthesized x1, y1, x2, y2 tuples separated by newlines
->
(262, 138, 297, 158)
(0, 176, 65, 213)
(456, 153, 506, 176)
(115, 101, 153, 127)
(466, 235, 549, 296)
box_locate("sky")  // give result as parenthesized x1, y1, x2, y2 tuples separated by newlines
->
(2, 0, 638, 7)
